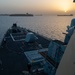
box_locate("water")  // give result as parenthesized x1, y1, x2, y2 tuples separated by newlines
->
(0, 16, 75, 44)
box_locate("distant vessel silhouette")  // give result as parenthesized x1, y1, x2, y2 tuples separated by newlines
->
(57, 14, 73, 16)
(10, 13, 33, 16)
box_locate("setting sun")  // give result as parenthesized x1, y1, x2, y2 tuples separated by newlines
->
(56, 0, 73, 13)
(0, 0, 74, 14)
(65, 10, 67, 12)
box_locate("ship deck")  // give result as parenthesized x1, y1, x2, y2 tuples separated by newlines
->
(0, 28, 50, 75)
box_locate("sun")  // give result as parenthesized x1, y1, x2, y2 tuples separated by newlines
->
(64, 10, 67, 12)
(58, 0, 72, 13)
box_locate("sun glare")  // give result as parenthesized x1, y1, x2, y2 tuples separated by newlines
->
(58, 0, 72, 13)
(65, 10, 67, 12)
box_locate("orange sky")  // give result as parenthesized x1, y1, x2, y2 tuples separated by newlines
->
(0, 0, 75, 14)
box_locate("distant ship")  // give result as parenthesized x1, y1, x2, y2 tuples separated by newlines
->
(57, 14, 73, 16)
(10, 13, 33, 16)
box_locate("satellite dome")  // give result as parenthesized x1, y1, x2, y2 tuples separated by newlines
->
(25, 32, 38, 42)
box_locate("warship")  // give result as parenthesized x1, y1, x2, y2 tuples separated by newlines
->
(0, 1, 75, 75)
(0, 18, 75, 75)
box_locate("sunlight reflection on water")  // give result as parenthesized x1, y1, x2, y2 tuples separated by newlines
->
(0, 16, 74, 44)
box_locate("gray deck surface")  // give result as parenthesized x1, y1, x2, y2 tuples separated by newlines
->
(0, 28, 50, 75)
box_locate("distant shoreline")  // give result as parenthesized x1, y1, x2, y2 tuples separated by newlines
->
(0, 14, 74, 16)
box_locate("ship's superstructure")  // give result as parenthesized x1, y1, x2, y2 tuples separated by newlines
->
(56, 18, 75, 75)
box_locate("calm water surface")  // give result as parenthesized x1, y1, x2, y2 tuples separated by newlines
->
(0, 16, 75, 44)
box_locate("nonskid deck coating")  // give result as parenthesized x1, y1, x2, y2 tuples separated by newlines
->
(0, 28, 50, 75)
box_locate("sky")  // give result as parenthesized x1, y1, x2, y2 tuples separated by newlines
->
(0, 0, 75, 14)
